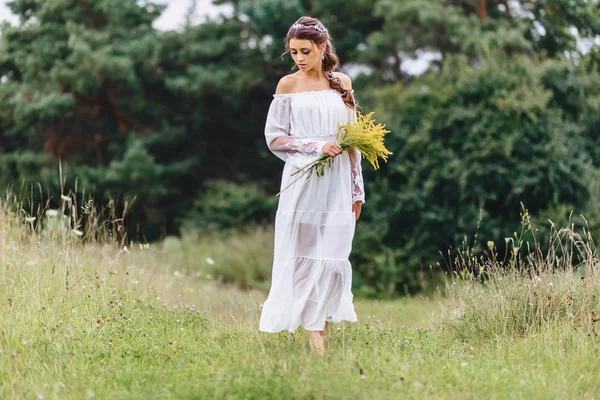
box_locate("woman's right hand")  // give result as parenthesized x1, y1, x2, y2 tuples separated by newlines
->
(322, 142, 343, 158)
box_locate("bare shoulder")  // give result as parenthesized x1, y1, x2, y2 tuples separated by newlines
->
(332, 71, 352, 89)
(275, 74, 298, 94)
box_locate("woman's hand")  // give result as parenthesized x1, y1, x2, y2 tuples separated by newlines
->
(352, 201, 363, 221)
(322, 142, 343, 158)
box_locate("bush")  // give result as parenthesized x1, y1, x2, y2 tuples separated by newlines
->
(353, 54, 594, 295)
(166, 225, 275, 290)
(183, 180, 278, 231)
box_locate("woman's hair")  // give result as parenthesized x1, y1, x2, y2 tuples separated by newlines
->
(285, 16, 356, 109)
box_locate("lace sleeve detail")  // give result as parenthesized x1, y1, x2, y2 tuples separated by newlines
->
(347, 108, 365, 203)
(268, 136, 327, 157)
(349, 148, 365, 204)
(264, 96, 327, 162)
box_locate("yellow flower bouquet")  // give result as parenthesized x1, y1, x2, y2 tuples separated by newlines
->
(278, 112, 392, 195)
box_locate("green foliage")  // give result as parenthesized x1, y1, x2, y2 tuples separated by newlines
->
(184, 180, 277, 231)
(519, 0, 600, 57)
(356, 0, 600, 89)
(354, 54, 594, 294)
(172, 226, 275, 290)
(0, 0, 272, 239)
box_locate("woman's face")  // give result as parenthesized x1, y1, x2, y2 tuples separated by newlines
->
(289, 39, 325, 72)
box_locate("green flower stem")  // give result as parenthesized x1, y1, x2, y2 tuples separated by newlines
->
(278, 146, 358, 196)
(276, 167, 312, 196)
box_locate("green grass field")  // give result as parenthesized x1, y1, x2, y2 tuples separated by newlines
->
(2, 205, 599, 399)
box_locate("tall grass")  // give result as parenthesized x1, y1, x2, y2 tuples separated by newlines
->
(443, 208, 600, 343)
(166, 226, 274, 290)
(2, 194, 600, 399)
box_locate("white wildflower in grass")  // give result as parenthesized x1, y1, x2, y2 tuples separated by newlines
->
(45, 209, 59, 217)
(205, 257, 215, 265)
(82, 199, 94, 214)
(487, 241, 494, 250)
(547, 282, 553, 288)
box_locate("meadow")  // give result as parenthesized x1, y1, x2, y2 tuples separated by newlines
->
(1, 199, 599, 400)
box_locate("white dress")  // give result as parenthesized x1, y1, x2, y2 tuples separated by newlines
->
(259, 89, 365, 333)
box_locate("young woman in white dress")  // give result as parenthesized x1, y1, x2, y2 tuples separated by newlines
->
(259, 16, 365, 355)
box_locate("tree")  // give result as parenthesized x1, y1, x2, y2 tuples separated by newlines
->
(359, 0, 600, 85)
(0, 0, 275, 238)
(352, 53, 597, 294)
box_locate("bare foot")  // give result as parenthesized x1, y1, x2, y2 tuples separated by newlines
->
(324, 321, 332, 337)
(319, 321, 332, 338)
(307, 331, 325, 355)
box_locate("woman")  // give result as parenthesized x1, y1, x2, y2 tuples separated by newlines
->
(259, 16, 365, 355)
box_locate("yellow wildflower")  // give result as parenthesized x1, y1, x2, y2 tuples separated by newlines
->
(278, 112, 392, 195)
(337, 112, 392, 170)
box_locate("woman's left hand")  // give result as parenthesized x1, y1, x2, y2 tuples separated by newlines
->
(352, 201, 363, 221)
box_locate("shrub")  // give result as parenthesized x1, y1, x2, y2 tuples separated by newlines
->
(169, 225, 275, 290)
(183, 180, 277, 231)
(354, 55, 594, 295)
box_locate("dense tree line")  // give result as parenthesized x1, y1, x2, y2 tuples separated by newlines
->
(0, 0, 599, 293)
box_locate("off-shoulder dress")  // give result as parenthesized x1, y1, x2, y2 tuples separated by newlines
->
(259, 89, 365, 333)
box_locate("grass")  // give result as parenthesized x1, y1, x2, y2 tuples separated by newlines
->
(1, 199, 600, 399)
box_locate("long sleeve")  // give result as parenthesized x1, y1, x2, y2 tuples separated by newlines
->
(348, 148, 365, 204)
(264, 96, 328, 166)
(347, 107, 365, 204)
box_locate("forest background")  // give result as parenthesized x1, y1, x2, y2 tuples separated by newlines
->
(1, 0, 599, 295)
